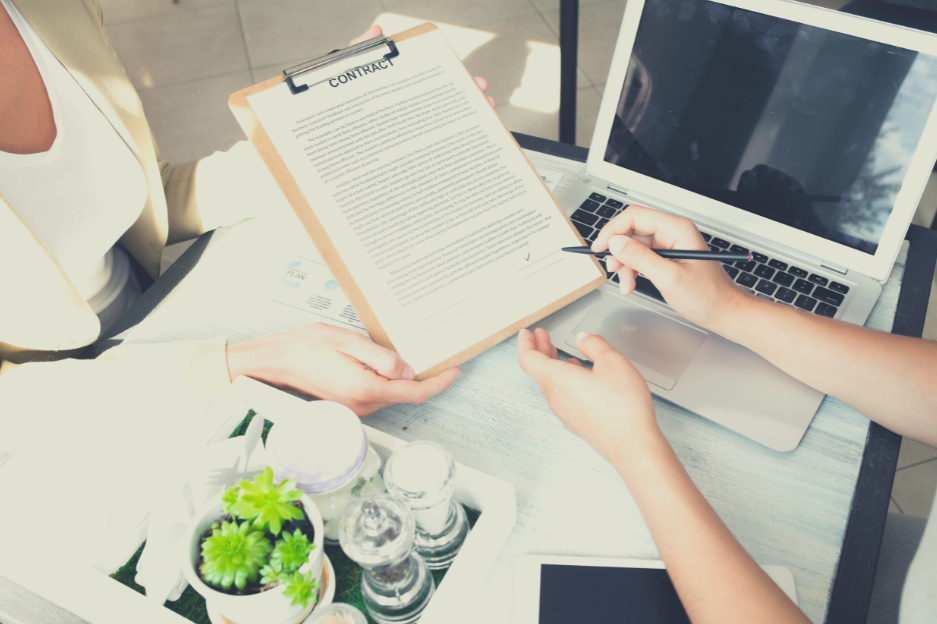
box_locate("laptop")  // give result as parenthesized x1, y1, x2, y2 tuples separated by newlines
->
(536, 0, 937, 451)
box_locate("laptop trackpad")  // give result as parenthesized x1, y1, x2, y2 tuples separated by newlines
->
(567, 295, 708, 390)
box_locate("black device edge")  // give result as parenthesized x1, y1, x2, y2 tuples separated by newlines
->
(513, 131, 589, 163)
(826, 224, 937, 624)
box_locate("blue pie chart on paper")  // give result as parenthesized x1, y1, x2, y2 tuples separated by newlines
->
(324, 280, 339, 291)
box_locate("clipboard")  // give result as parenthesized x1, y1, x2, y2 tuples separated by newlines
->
(229, 23, 605, 379)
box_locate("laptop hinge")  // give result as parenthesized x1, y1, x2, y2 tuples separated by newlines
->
(607, 183, 631, 195)
(821, 261, 848, 275)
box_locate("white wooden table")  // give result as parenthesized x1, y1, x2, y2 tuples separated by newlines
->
(71, 137, 924, 624)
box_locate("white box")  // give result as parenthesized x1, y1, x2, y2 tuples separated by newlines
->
(0, 377, 516, 624)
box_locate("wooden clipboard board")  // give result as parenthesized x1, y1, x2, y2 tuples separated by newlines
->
(229, 23, 605, 380)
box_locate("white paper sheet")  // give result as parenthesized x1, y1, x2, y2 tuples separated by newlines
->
(267, 248, 367, 334)
(247, 29, 599, 373)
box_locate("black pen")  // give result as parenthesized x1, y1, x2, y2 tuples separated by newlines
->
(562, 246, 752, 263)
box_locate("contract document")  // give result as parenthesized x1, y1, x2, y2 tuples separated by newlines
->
(231, 24, 604, 377)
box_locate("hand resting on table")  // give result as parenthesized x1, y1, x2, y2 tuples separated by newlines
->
(517, 327, 656, 464)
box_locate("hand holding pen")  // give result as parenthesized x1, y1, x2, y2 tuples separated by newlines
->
(577, 205, 750, 332)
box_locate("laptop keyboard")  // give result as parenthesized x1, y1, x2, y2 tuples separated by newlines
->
(571, 192, 852, 319)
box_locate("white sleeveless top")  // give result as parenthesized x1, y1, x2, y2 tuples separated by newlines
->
(0, 0, 146, 326)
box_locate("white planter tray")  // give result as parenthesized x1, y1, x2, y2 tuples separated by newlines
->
(361, 426, 517, 624)
(0, 377, 516, 624)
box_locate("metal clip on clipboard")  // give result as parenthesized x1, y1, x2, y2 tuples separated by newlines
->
(283, 36, 400, 95)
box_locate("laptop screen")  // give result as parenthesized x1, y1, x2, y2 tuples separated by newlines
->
(604, 0, 937, 255)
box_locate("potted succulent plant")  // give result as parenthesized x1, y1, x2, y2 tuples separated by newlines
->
(182, 467, 333, 624)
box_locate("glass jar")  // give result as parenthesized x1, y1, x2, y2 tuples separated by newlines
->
(383, 440, 468, 569)
(340, 494, 435, 624)
(307, 445, 384, 542)
(265, 401, 385, 543)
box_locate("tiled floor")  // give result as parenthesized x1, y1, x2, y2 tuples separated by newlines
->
(97, 0, 936, 517)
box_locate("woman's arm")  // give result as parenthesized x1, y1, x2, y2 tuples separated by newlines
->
(592, 206, 937, 446)
(518, 328, 810, 624)
(710, 295, 937, 445)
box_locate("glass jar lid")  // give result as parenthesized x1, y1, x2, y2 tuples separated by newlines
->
(265, 401, 367, 494)
(339, 494, 415, 568)
(383, 441, 456, 510)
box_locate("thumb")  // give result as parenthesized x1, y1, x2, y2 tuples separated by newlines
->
(608, 235, 676, 285)
(349, 25, 383, 45)
(574, 332, 628, 370)
(517, 330, 557, 380)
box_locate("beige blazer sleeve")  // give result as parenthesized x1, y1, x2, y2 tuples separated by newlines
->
(0, 337, 231, 411)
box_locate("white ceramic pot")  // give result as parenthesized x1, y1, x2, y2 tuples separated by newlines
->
(182, 492, 329, 624)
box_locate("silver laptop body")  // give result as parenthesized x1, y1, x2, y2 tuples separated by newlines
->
(537, 0, 937, 451)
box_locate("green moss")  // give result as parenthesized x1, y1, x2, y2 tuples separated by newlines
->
(229, 409, 274, 443)
(109, 410, 481, 624)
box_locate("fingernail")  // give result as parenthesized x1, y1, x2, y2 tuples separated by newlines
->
(609, 236, 627, 253)
(576, 331, 591, 341)
(619, 280, 627, 296)
(402, 364, 415, 380)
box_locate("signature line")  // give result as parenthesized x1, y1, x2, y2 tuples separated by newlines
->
(522, 257, 565, 280)
(427, 304, 476, 330)
(422, 296, 471, 322)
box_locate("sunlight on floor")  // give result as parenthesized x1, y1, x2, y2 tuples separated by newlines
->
(371, 14, 562, 116)
(509, 41, 561, 113)
(370, 14, 495, 60)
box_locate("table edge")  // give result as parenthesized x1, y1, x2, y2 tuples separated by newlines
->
(826, 224, 937, 624)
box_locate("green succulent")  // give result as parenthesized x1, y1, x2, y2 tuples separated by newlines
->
(270, 528, 316, 573)
(230, 467, 304, 535)
(220, 481, 242, 514)
(259, 560, 283, 585)
(200, 520, 272, 591)
(282, 570, 319, 610)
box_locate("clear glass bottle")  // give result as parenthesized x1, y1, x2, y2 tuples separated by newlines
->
(383, 440, 469, 569)
(265, 401, 384, 543)
(339, 494, 435, 624)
